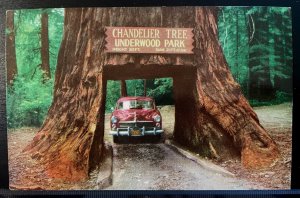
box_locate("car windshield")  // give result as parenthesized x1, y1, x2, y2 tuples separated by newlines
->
(118, 100, 154, 110)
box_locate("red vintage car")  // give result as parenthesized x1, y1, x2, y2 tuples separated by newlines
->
(109, 96, 163, 143)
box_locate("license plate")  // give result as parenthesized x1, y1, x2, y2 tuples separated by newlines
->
(131, 129, 141, 136)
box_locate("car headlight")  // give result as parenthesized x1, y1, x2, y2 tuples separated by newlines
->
(154, 115, 161, 122)
(111, 116, 118, 124)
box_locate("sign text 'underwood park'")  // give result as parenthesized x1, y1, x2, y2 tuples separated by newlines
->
(105, 27, 194, 54)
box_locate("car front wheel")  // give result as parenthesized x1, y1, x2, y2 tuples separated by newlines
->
(113, 136, 120, 144)
(155, 133, 164, 143)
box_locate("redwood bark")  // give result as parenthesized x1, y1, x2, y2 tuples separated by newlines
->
(6, 10, 17, 85)
(24, 7, 279, 181)
(41, 10, 51, 80)
(120, 80, 127, 97)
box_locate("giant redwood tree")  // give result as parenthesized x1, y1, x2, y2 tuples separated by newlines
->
(24, 7, 279, 181)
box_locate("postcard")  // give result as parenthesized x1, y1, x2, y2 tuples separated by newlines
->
(6, 6, 292, 190)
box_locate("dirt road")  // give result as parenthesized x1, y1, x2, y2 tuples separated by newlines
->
(103, 103, 292, 190)
(104, 105, 259, 190)
(106, 143, 258, 190)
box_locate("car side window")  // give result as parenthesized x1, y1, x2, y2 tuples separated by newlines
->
(143, 101, 151, 109)
(118, 102, 123, 110)
(119, 101, 131, 109)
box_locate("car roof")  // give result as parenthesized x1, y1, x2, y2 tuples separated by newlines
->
(117, 96, 154, 102)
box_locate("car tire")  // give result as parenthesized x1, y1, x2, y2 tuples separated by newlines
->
(155, 134, 164, 143)
(113, 136, 120, 144)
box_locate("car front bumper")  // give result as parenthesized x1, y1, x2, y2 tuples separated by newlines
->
(109, 126, 163, 136)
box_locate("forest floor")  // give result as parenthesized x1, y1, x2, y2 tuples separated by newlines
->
(7, 127, 100, 190)
(214, 102, 292, 189)
(7, 102, 292, 190)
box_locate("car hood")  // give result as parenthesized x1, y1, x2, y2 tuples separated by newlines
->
(112, 109, 159, 121)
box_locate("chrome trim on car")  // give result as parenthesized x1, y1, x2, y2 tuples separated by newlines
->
(110, 126, 164, 136)
(119, 121, 153, 123)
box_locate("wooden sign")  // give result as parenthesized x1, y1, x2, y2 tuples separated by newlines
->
(105, 27, 194, 54)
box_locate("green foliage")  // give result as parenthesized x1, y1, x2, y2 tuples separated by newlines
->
(126, 79, 145, 97)
(249, 91, 292, 107)
(105, 80, 121, 112)
(268, 7, 292, 88)
(147, 78, 173, 105)
(147, 78, 173, 98)
(14, 9, 64, 79)
(14, 9, 42, 77)
(7, 8, 64, 129)
(7, 71, 54, 128)
(105, 79, 149, 112)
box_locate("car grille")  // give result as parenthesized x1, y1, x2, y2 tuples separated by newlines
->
(119, 122, 154, 128)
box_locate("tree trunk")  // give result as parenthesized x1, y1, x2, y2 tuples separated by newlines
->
(144, 79, 147, 96)
(6, 10, 18, 85)
(24, 7, 279, 182)
(120, 80, 127, 97)
(41, 10, 51, 80)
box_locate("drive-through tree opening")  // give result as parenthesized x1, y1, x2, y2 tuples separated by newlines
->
(102, 65, 192, 144)
(99, 64, 239, 158)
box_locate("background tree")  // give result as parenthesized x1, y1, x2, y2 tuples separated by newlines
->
(218, 6, 292, 105)
(248, 7, 274, 101)
(41, 9, 51, 80)
(6, 10, 18, 86)
(270, 8, 292, 94)
(120, 80, 127, 97)
(218, 7, 249, 96)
